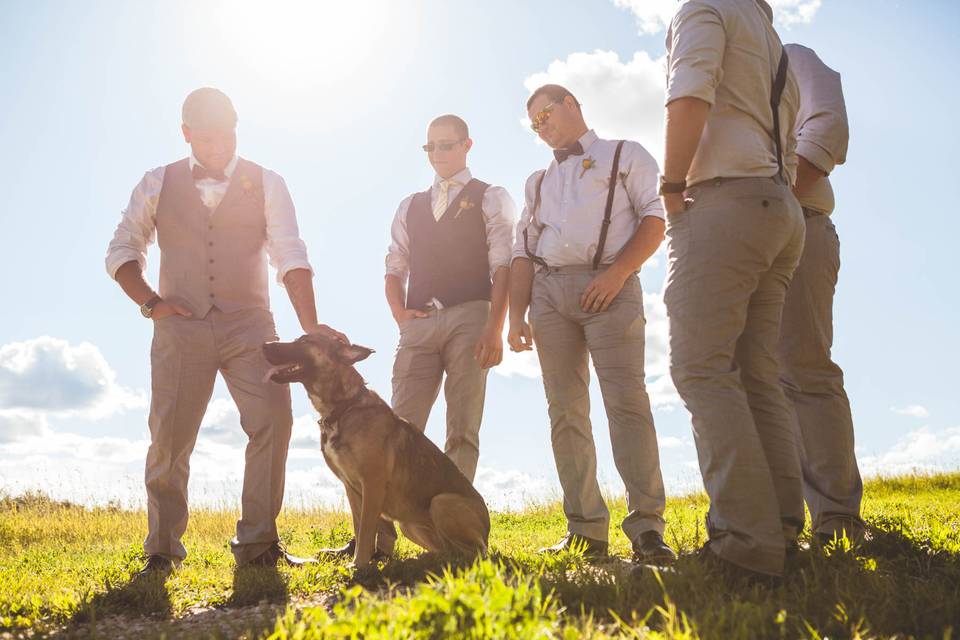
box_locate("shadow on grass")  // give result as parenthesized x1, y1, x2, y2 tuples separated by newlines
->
(70, 567, 174, 625)
(227, 564, 289, 608)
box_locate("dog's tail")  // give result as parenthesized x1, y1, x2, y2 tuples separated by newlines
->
(429, 493, 490, 557)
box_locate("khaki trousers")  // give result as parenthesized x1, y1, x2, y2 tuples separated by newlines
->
(391, 299, 491, 482)
(779, 212, 864, 537)
(664, 177, 805, 577)
(144, 307, 292, 565)
(530, 268, 666, 543)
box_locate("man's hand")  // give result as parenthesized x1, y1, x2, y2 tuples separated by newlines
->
(507, 319, 534, 352)
(661, 192, 686, 216)
(393, 308, 429, 326)
(580, 267, 629, 313)
(305, 323, 349, 343)
(473, 324, 504, 369)
(152, 300, 193, 320)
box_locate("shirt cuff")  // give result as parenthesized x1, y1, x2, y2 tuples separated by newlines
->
(105, 251, 145, 280)
(796, 140, 837, 176)
(385, 268, 407, 281)
(276, 260, 313, 286)
(665, 69, 717, 106)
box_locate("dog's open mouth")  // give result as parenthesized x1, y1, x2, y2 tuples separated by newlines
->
(263, 362, 306, 383)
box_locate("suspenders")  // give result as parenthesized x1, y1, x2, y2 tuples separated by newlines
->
(523, 140, 626, 272)
(770, 47, 789, 181)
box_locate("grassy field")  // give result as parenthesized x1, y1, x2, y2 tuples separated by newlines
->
(1, 473, 958, 639)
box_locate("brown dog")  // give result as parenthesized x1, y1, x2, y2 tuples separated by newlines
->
(263, 333, 490, 566)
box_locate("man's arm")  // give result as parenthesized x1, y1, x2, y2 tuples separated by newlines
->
(385, 274, 428, 324)
(794, 155, 828, 196)
(283, 268, 346, 341)
(474, 266, 509, 368)
(579, 216, 665, 313)
(114, 261, 191, 319)
(507, 257, 535, 352)
(662, 96, 711, 215)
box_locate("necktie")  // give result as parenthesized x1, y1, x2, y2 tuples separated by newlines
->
(433, 179, 457, 220)
(192, 164, 227, 181)
(553, 142, 584, 164)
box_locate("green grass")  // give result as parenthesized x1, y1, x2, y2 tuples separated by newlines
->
(1, 474, 958, 638)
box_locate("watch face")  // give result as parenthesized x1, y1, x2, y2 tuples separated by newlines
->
(140, 304, 152, 318)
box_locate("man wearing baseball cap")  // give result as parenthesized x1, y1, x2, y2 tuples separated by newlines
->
(106, 87, 344, 574)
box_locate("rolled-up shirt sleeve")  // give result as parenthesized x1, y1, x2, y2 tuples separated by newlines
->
(385, 194, 414, 281)
(511, 171, 546, 263)
(105, 167, 163, 280)
(263, 170, 313, 285)
(482, 186, 517, 277)
(665, 1, 726, 106)
(790, 46, 849, 175)
(622, 143, 666, 220)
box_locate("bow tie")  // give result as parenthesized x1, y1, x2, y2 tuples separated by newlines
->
(192, 164, 227, 181)
(553, 142, 584, 164)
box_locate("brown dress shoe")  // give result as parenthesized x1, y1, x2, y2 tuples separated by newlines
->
(317, 537, 391, 562)
(632, 531, 677, 566)
(136, 554, 174, 578)
(246, 542, 317, 568)
(538, 533, 609, 559)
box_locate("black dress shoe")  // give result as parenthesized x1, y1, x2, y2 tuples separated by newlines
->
(538, 533, 609, 559)
(632, 531, 677, 565)
(136, 554, 174, 578)
(317, 537, 391, 562)
(246, 542, 317, 568)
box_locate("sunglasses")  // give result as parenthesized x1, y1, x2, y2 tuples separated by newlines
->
(530, 102, 557, 133)
(422, 140, 465, 153)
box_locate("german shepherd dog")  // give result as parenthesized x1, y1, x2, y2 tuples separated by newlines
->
(263, 333, 490, 566)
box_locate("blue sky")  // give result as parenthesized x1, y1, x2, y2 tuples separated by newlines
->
(1, 0, 958, 509)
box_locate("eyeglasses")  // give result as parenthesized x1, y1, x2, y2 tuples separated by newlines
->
(529, 102, 557, 133)
(422, 140, 465, 153)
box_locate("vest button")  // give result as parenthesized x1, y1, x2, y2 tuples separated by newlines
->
(208, 242, 213, 247)
(209, 276, 215, 281)
(208, 225, 213, 231)
(209, 259, 214, 264)
(209, 293, 214, 298)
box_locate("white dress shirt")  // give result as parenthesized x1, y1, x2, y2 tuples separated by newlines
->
(385, 168, 517, 285)
(665, 0, 800, 186)
(105, 154, 312, 283)
(786, 43, 849, 215)
(512, 130, 664, 267)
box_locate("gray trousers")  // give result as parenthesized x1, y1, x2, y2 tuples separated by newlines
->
(144, 307, 292, 565)
(778, 212, 864, 537)
(391, 299, 491, 482)
(530, 267, 666, 543)
(664, 177, 806, 577)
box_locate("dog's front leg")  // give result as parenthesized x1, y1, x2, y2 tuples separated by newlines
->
(354, 478, 388, 566)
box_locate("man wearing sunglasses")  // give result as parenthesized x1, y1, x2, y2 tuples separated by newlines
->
(319, 114, 514, 561)
(508, 84, 675, 567)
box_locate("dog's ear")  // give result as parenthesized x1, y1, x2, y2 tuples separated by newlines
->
(335, 342, 374, 365)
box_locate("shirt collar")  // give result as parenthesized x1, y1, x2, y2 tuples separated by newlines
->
(577, 130, 600, 154)
(188, 153, 238, 179)
(433, 167, 472, 188)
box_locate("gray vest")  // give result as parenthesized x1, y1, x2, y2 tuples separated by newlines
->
(155, 157, 269, 317)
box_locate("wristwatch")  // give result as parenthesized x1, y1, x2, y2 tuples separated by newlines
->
(658, 174, 687, 195)
(140, 295, 162, 319)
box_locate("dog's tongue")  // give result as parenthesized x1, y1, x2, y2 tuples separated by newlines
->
(262, 365, 287, 384)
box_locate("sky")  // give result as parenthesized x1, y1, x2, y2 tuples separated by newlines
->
(1, 0, 959, 511)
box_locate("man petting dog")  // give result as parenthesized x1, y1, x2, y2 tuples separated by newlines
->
(106, 88, 344, 575)
(508, 84, 676, 566)
(314, 114, 516, 562)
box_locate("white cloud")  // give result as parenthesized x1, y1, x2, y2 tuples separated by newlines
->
(613, 0, 823, 35)
(890, 404, 930, 418)
(0, 410, 51, 443)
(0, 337, 145, 418)
(859, 427, 960, 478)
(474, 466, 557, 511)
(524, 49, 666, 163)
(199, 398, 246, 446)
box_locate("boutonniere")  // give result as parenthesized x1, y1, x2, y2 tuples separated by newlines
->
(239, 175, 253, 193)
(454, 197, 474, 219)
(579, 157, 596, 179)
